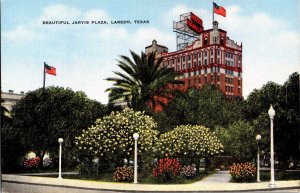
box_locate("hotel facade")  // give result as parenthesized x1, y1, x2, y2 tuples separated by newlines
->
(145, 12, 243, 99)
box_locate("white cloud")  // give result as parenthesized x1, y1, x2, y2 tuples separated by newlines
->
(85, 9, 109, 21)
(131, 27, 175, 51)
(40, 4, 81, 20)
(2, 26, 40, 42)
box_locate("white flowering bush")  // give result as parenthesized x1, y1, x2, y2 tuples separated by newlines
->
(155, 125, 223, 165)
(75, 108, 158, 162)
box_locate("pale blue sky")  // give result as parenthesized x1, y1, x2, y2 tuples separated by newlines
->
(2, 0, 299, 104)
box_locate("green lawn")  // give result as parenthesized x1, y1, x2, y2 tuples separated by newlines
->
(42, 170, 213, 184)
(260, 170, 300, 181)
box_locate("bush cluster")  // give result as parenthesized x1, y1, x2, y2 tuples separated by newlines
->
(229, 162, 256, 182)
(24, 157, 40, 168)
(180, 165, 197, 178)
(113, 166, 134, 182)
(153, 158, 182, 182)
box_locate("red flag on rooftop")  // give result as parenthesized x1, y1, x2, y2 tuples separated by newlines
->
(45, 64, 56, 76)
(213, 2, 226, 17)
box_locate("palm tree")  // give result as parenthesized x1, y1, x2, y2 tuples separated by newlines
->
(106, 50, 183, 111)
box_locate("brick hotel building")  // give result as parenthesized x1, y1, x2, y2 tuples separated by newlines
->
(145, 14, 243, 99)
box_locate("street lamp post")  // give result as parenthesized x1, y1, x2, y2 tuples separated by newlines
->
(58, 138, 64, 179)
(256, 134, 261, 182)
(268, 105, 277, 188)
(133, 133, 139, 184)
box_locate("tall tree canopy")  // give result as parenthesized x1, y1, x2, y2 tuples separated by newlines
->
(154, 85, 245, 132)
(105, 50, 182, 111)
(12, 86, 109, 167)
(245, 72, 300, 162)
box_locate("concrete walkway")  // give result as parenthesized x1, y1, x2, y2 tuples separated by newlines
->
(3, 174, 300, 192)
(194, 170, 231, 184)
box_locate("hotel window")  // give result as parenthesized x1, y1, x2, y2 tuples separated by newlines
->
(238, 72, 241, 77)
(217, 58, 220, 64)
(172, 59, 175, 64)
(238, 80, 240, 85)
(218, 49, 220, 55)
(211, 49, 214, 55)
(221, 37, 224, 45)
(204, 59, 207, 65)
(188, 55, 191, 61)
(183, 64, 186, 70)
(182, 56, 185, 62)
(194, 71, 197, 76)
(177, 57, 180, 63)
(204, 38, 208, 45)
(188, 72, 191, 77)
(177, 65, 180, 71)
(199, 52, 201, 58)
(204, 68, 207, 73)
(218, 67, 220, 72)
(211, 58, 214, 64)
(217, 75, 220, 81)
(198, 61, 201, 66)
(194, 61, 197, 67)
(194, 53, 197, 59)
(205, 51, 207, 57)
(188, 63, 191, 69)
(199, 69, 201, 74)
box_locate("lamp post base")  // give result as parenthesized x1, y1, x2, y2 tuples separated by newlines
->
(268, 182, 277, 188)
(58, 176, 63, 179)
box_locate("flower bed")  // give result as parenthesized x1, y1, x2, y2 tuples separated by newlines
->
(229, 162, 256, 182)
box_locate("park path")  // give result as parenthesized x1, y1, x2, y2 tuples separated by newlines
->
(193, 170, 231, 184)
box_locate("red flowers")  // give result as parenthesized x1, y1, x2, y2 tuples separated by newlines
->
(24, 157, 40, 169)
(153, 158, 182, 182)
(229, 162, 256, 182)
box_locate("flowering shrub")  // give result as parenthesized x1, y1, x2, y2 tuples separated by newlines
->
(180, 165, 197, 178)
(75, 108, 158, 160)
(153, 158, 182, 182)
(155, 125, 223, 158)
(113, 167, 134, 182)
(24, 157, 40, 169)
(229, 162, 256, 182)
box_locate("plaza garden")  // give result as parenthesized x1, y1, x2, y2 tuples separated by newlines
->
(1, 51, 300, 183)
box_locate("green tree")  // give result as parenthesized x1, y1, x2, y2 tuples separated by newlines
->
(155, 124, 223, 172)
(1, 99, 25, 172)
(245, 72, 300, 164)
(105, 50, 182, 111)
(75, 108, 159, 168)
(215, 120, 257, 162)
(155, 85, 245, 132)
(12, 86, 109, 168)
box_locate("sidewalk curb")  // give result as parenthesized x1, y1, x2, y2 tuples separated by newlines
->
(3, 179, 300, 192)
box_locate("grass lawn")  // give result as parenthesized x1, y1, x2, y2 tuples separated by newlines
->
(42, 170, 214, 184)
(260, 170, 300, 181)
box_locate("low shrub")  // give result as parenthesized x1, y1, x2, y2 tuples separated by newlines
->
(181, 165, 197, 178)
(229, 162, 256, 182)
(153, 158, 182, 182)
(24, 157, 40, 169)
(113, 166, 134, 182)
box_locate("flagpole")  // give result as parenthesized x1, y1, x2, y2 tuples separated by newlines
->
(212, 2, 215, 26)
(43, 62, 46, 90)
